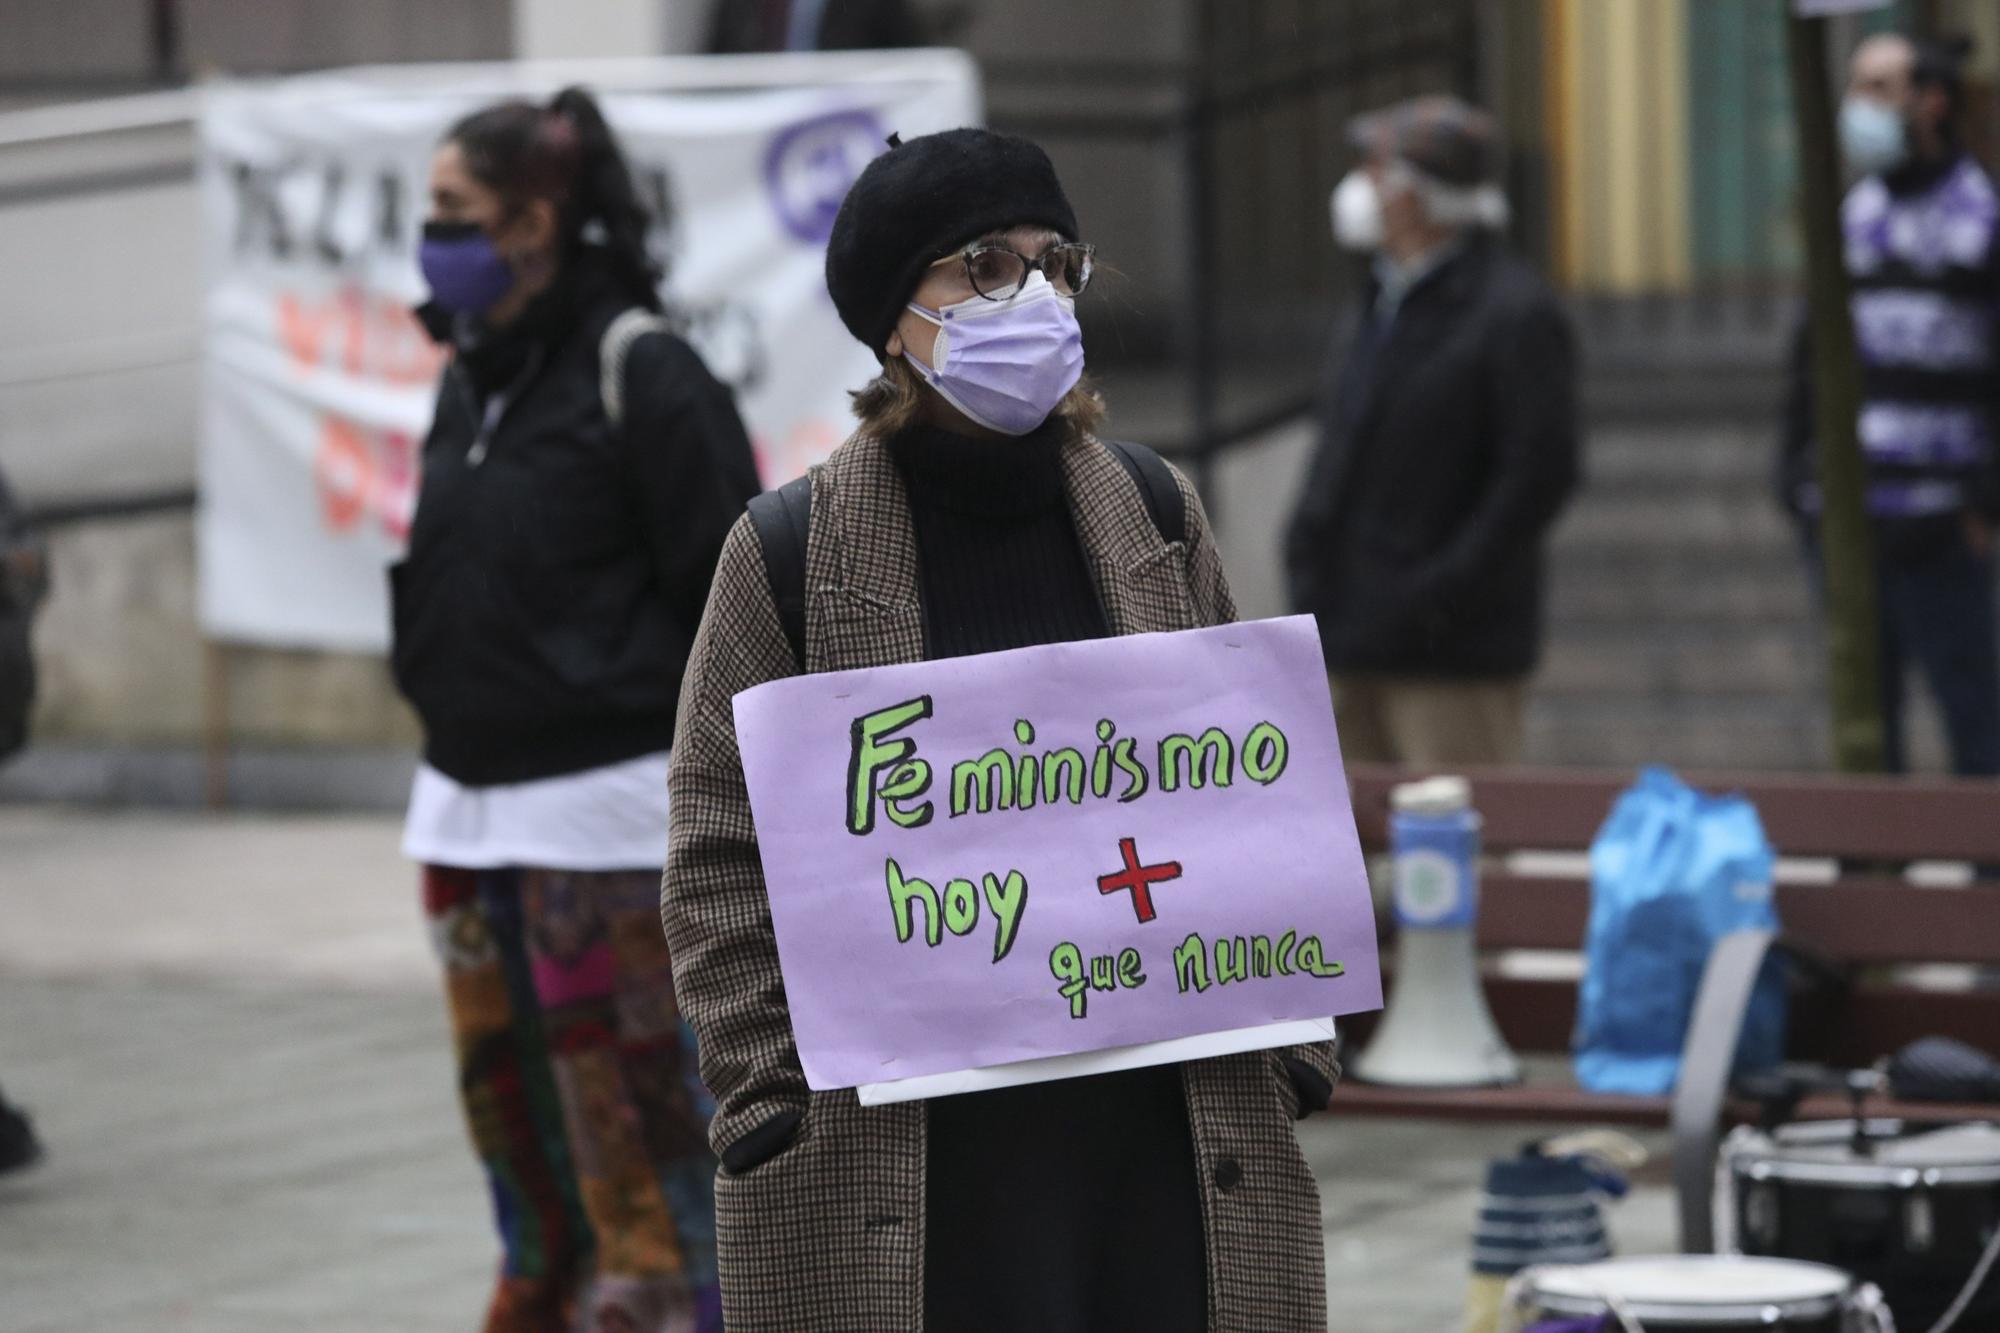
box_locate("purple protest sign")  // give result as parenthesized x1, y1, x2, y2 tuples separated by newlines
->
(731, 615, 1382, 1091)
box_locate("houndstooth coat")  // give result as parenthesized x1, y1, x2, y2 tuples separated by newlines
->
(662, 430, 1339, 1331)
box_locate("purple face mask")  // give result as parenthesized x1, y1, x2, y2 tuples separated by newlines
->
(904, 272, 1085, 435)
(419, 220, 516, 316)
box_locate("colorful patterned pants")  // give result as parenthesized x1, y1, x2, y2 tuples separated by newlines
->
(424, 865, 720, 1333)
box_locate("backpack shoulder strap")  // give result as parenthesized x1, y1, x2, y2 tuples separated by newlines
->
(1105, 439, 1188, 545)
(747, 473, 813, 669)
(599, 308, 671, 432)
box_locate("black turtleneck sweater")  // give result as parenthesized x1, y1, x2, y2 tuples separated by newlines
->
(890, 422, 1208, 1333)
(891, 420, 1107, 656)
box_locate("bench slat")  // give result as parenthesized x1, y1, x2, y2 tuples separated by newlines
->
(1761, 881, 2000, 966)
(1340, 978, 1576, 1055)
(1327, 1081, 1998, 1129)
(1349, 765, 2000, 863)
(1470, 874, 2000, 966)
(1792, 984, 2000, 1068)
(1346, 978, 2000, 1068)
(1328, 1081, 1669, 1124)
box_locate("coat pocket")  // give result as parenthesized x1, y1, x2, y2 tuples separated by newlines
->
(718, 1105, 807, 1177)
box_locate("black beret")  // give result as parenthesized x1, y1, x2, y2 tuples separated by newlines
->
(825, 127, 1079, 354)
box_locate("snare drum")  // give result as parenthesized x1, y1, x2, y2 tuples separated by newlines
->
(1515, 1256, 1885, 1331)
(1724, 1119, 2000, 1331)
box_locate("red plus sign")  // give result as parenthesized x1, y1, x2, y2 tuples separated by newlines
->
(1098, 837, 1183, 924)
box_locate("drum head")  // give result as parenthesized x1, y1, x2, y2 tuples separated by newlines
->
(1736, 1118, 2000, 1185)
(1531, 1256, 1851, 1321)
(1778, 1119, 2000, 1165)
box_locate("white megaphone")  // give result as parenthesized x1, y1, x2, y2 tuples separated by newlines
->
(1352, 775, 1521, 1088)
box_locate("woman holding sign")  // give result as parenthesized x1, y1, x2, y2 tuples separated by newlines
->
(663, 129, 1339, 1330)
(393, 88, 758, 1333)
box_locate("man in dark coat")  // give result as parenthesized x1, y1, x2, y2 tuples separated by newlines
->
(706, 0, 924, 53)
(1286, 95, 1580, 765)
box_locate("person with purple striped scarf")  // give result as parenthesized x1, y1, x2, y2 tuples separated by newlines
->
(1781, 32, 2000, 776)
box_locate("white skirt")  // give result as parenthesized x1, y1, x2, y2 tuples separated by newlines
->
(401, 750, 672, 871)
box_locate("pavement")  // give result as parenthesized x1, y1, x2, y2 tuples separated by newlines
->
(0, 805, 1676, 1332)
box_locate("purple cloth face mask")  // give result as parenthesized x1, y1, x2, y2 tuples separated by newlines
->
(419, 220, 516, 316)
(904, 272, 1085, 435)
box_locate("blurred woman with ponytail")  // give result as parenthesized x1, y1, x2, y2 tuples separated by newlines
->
(392, 85, 757, 1333)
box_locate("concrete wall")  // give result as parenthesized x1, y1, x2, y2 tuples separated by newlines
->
(178, 0, 513, 71)
(0, 173, 199, 507)
(0, 0, 157, 88)
(28, 514, 419, 747)
(0, 0, 511, 89)
(513, 0, 661, 60)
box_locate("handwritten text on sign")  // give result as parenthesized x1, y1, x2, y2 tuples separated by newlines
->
(731, 616, 1383, 1091)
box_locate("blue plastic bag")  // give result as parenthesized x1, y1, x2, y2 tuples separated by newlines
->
(1574, 767, 1785, 1095)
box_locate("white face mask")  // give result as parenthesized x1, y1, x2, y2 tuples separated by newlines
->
(1331, 169, 1384, 252)
(903, 271, 1085, 436)
(1839, 96, 1909, 176)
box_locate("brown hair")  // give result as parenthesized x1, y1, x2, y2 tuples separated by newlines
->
(848, 357, 1108, 442)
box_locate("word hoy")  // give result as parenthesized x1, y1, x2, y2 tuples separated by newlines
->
(1049, 929, 1345, 1020)
(886, 859, 1028, 963)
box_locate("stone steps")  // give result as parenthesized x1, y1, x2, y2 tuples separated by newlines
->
(1551, 494, 1795, 556)
(1520, 400, 1955, 772)
(1523, 403, 1830, 768)
(1578, 422, 1784, 489)
(1526, 701, 1827, 771)
(1546, 560, 1812, 627)
(1536, 627, 1822, 700)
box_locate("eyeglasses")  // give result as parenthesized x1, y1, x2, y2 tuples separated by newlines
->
(930, 241, 1096, 301)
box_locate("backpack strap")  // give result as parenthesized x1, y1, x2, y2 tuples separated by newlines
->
(1105, 439, 1187, 546)
(599, 307, 670, 432)
(748, 473, 813, 669)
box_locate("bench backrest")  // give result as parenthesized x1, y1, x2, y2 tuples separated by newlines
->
(1345, 765, 2000, 1067)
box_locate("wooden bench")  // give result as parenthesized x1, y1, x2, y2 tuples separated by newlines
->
(1325, 765, 2000, 1248)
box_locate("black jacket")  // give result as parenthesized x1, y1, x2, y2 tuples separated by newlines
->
(391, 260, 761, 785)
(1285, 237, 1580, 677)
